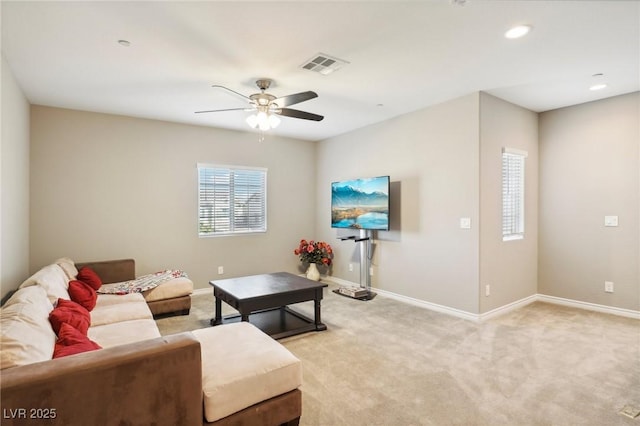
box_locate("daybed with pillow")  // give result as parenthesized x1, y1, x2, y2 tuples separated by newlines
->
(76, 258, 193, 316)
(0, 259, 303, 425)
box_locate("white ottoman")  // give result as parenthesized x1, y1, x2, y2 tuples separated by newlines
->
(192, 322, 302, 423)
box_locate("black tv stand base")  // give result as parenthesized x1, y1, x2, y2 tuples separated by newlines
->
(332, 288, 377, 301)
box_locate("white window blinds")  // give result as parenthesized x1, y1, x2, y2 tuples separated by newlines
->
(198, 164, 267, 236)
(501, 148, 527, 241)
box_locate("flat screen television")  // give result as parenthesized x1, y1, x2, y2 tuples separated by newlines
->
(331, 176, 390, 230)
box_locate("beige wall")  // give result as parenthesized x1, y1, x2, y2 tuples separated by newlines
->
(539, 93, 639, 311)
(316, 93, 481, 314)
(30, 106, 317, 290)
(479, 93, 538, 313)
(1, 55, 30, 300)
(12, 85, 637, 315)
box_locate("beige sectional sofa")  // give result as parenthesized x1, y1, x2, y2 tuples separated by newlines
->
(0, 259, 303, 425)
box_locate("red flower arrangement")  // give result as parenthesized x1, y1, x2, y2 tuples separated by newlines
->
(294, 239, 333, 265)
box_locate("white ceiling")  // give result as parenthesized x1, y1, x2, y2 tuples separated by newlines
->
(2, 1, 638, 142)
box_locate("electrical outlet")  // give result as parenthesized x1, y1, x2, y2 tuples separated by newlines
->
(218, 266, 224, 275)
(485, 285, 490, 296)
(348, 263, 353, 272)
(369, 267, 374, 276)
(604, 281, 613, 293)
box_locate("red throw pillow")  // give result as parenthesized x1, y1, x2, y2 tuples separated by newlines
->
(53, 323, 101, 358)
(49, 298, 91, 335)
(77, 266, 102, 290)
(68, 280, 97, 311)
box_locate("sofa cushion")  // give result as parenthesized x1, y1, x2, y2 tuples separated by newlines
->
(69, 280, 97, 311)
(142, 277, 193, 302)
(90, 298, 153, 327)
(77, 266, 102, 290)
(49, 299, 91, 335)
(95, 292, 146, 307)
(192, 323, 302, 423)
(3, 284, 52, 308)
(0, 287, 57, 369)
(19, 264, 70, 304)
(55, 257, 78, 281)
(88, 319, 161, 349)
(53, 323, 102, 358)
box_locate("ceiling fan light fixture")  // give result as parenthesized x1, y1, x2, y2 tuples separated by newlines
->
(268, 114, 281, 129)
(256, 111, 270, 131)
(246, 114, 259, 128)
(199, 79, 324, 134)
(246, 108, 280, 131)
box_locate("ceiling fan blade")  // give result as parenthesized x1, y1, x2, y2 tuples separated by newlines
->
(273, 91, 318, 108)
(277, 108, 324, 121)
(211, 85, 250, 100)
(195, 108, 250, 114)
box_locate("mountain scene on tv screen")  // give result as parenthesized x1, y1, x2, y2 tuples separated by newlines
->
(331, 178, 389, 230)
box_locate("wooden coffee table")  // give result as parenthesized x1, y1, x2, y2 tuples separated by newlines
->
(210, 272, 328, 339)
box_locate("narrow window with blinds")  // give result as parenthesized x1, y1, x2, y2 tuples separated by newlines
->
(501, 148, 527, 241)
(198, 164, 267, 236)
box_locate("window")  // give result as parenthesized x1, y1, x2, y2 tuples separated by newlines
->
(501, 148, 527, 241)
(198, 164, 267, 236)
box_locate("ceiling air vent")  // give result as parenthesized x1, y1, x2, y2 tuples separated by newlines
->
(300, 53, 349, 75)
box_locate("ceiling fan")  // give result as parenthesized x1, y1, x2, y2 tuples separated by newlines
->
(195, 79, 324, 131)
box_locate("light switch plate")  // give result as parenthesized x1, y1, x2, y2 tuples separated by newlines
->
(460, 217, 471, 229)
(604, 216, 618, 227)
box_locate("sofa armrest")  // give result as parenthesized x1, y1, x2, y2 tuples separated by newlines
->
(75, 259, 135, 284)
(0, 332, 202, 426)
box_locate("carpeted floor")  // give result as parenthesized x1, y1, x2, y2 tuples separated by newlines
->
(155, 284, 640, 426)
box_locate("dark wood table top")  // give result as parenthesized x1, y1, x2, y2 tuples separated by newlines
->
(209, 272, 327, 300)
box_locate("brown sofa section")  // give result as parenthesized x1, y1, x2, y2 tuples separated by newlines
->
(209, 390, 301, 426)
(75, 259, 135, 284)
(1, 259, 302, 425)
(0, 333, 203, 426)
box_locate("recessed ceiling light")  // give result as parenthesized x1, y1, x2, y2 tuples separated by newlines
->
(589, 83, 608, 91)
(117, 40, 131, 47)
(589, 73, 607, 91)
(505, 25, 532, 39)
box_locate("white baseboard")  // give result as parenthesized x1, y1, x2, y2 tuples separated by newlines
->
(323, 277, 481, 322)
(479, 294, 538, 321)
(192, 287, 212, 296)
(374, 287, 482, 322)
(195, 277, 640, 321)
(537, 294, 640, 320)
(322, 276, 358, 288)
(323, 276, 640, 322)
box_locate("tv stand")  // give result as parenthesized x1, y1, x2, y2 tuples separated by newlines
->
(334, 229, 376, 301)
